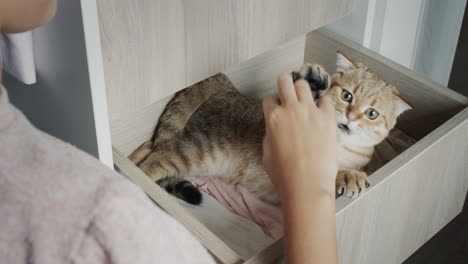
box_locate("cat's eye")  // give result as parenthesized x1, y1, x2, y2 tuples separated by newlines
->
(365, 108, 379, 120)
(341, 89, 353, 103)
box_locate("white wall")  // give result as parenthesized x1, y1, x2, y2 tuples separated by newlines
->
(413, 0, 467, 86)
(376, 0, 426, 68)
(325, 0, 370, 45)
(2, 0, 99, 158)
(327, 0, 425, 68)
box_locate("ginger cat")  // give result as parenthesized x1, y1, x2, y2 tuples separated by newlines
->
(129, 52, 412, 204)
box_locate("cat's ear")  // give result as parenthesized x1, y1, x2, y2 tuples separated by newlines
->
(393, 94, 413, 117)
(336, 52, 357, 72)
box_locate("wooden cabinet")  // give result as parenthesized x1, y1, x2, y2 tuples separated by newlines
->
(77, 1, 468, 263)
(110, 29, 468, 264)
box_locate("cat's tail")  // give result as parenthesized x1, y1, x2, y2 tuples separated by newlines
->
(156, 177, 202, 205)
(128, 73, 236, 165)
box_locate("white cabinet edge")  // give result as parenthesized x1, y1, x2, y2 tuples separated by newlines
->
(80, 0, 113, 167)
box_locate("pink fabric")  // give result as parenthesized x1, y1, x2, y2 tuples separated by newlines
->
(187, 177, 284, 239)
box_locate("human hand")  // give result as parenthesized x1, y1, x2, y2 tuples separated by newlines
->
(262, 73, 338, 201)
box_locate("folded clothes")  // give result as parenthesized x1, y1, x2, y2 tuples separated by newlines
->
(187, 177, 284, 239)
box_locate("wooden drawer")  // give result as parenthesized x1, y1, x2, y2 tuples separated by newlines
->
(111, 29, 468, 264)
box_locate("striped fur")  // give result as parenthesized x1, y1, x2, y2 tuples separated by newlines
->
(130, 53, 412, 204)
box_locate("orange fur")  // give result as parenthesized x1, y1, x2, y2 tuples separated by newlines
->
(130, 54, 412, 203)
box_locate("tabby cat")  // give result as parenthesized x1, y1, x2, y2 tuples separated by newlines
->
(129, 52, 412, 205)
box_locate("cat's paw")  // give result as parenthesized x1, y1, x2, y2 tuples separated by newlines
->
(336, 169, 370, 199)
(292, 63, 330, 100)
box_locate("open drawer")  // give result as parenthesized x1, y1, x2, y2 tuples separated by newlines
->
(110, 29, 468, 264)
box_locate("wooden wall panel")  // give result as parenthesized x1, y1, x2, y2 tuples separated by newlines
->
(183, 0, 356, 85)
(97, 0, 356, 125)
(110, 35, 306, 155)
(97, 0, 186, 122)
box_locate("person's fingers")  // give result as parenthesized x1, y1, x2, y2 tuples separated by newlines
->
(262, 132, 270, 154)
(317, 95, 335, 117)
(294, 79, 313, 104)
(262, 114, 271, 168)
(277, 73, 297, 105)
(263, 95, 280, 116)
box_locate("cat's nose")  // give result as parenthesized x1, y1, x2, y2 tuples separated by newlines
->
(346, 113, 356, 121)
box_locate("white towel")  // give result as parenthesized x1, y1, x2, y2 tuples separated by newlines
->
(0, 32, 36, 85)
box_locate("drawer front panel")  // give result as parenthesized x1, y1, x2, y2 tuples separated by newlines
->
(335, 112, 468, 264)
(247, 111, 468, 264)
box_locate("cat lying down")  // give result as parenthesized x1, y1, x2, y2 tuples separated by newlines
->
(129, 52, 412, 205)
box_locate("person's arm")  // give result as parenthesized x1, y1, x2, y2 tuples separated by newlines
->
(262, 73, 338, 264)
(281, 185, 337, 263)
